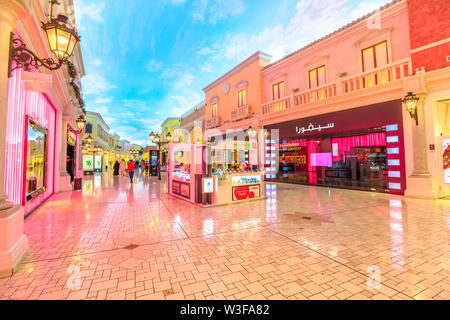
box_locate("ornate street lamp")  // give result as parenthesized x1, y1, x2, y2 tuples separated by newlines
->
(85, 134, 93, 145)
(8, 0, 80, 77)
(166, 132, 172, 142)
(76, 115, 86, 132)
(402, 92, 420, 125)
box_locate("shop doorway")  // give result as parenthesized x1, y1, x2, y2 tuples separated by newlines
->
(66, 144, 75, 182)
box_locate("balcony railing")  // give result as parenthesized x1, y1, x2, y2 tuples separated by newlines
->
(294, 82, 337, 107)
(260, 58, 412, 115)
(206, 116, 220, 129)
(261, 97, 291, 114)
(231, 105, 251, 122)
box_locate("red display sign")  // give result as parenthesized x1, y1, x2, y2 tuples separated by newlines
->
(172, 181, 190, 199)
(233, 185, 260, 201)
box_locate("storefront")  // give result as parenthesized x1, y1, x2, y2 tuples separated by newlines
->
(94, 154, 102, 173)
(264, 100, 406, 195)
(4, 70, 58, 215)
(82, 151, 94, 175)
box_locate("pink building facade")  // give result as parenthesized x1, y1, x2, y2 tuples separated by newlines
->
(260, 0, 412, 195)
(0, 0, 85, 277)
(200, 0, 450, 198)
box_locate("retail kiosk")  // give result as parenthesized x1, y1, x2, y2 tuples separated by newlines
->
(168, 142, 265, 206)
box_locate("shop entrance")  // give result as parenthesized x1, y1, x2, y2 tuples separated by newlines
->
(276, 129, 389, 192)
(66, 144, 75, 182)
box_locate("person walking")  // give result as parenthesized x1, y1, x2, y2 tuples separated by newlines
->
(142, 161, 147, 176)
(127, 159, 136, 183)
(120, 159, 126, 176)
(113, 160, 120, 176)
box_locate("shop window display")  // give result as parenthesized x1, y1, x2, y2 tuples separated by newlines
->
(276, 130, 388, 192)
(26, 118, 48, 201)
(173, 150, 191, 182)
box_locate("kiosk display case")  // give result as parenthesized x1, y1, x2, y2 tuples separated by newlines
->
(168, 142, 265, 206)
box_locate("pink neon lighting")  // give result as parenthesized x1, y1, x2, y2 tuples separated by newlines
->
(5, 69, 56, 214)
(331, 132, 386, 162)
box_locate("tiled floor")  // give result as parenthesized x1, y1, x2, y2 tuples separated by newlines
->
(0, 171, 449, 300)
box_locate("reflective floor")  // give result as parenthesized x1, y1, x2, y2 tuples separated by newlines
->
(0, 171, 449, 300)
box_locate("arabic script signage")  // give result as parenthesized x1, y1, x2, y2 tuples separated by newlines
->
(296, 123, 335, 135)
(264, 100, 404, 140)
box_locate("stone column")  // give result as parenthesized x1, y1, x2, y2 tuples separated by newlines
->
(410, 97, 430, 175)
(0, 6, 29, 278)
(404, 74, 436, 199)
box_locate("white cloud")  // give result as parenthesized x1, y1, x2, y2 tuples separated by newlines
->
(200, 62, 212, 73)
(145, 59, 163, 73)
(170, 92, 203, 115)
(73, 0, 106, 22)
(91, 58, 102, 66)
(93, 106, 109, 115)
(196, 46, 215, 55)
(350, 0, 389, 20)
(93, 97, 112, 104)
(139, 88, 152, 95)
(193, 0, 246, 24)
(122, 99, 147, 109)
(160, 63, 195, 90)
(213, 0, 391, 63)
(82, 73, 117, 95)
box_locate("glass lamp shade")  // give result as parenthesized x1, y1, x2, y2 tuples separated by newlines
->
(149, 132, 155, 141)
(166, 133, 172, 142)
(76, 115, 86, 131)
(402, 92, 419, 115)
(42, 15, 80, 61)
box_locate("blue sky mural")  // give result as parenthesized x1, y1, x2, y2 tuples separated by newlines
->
(73, 0, 391, 146)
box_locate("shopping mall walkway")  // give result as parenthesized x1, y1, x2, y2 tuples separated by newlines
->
(0, 171, 449, 300)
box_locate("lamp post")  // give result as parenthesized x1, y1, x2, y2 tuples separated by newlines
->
(8, 0, 80, 77)
(149, 131, 172, 180)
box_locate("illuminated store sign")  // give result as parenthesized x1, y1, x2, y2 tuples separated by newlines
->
(232, 175, 261, 186)
(83, 155, 93, 171)
(94, 156, 102, 169)
(296, 123, 334, 135)
(276, 140, 305, 149)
